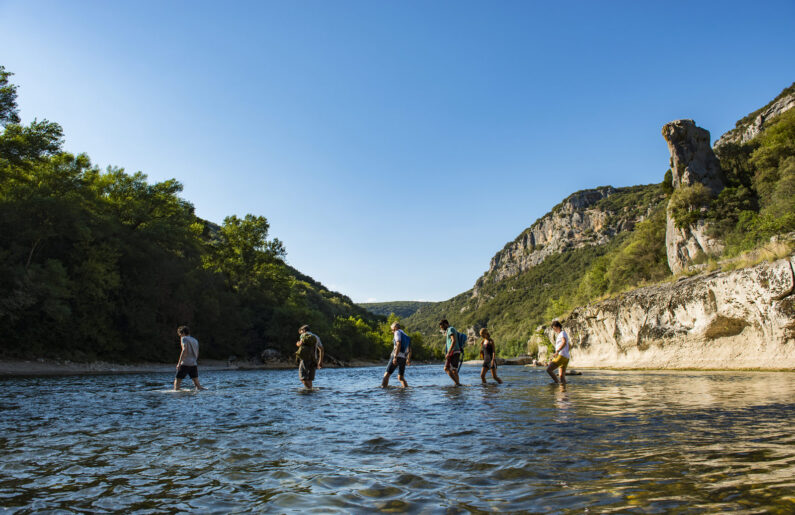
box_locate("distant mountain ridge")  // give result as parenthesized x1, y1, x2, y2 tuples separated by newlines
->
(476, 184, 664, 294)
(359, 301, 432, 318)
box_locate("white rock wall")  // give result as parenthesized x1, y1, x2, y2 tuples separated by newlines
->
(558, 257, 795, 369)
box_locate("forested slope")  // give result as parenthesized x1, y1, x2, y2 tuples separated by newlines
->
(0, 66, 443, 363)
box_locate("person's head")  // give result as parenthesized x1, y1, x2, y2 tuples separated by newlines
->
(177, 325, 190, 336)
(479, 328, 490, 339)
(439, 319, 449, 331)
(390, 322, 400, 332)
(551, 320, 562, 333)
(298, 325, 309, 335)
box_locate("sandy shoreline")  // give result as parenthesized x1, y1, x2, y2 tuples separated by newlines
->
(0, 358, 386, 377)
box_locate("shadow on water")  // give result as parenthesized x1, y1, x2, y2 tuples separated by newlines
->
(1, 366, 795, 512)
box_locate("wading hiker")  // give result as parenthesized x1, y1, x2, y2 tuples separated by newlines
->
(296, 325, 323, 388)
(173, 326, 206, 391)
(439, 319, 462, 386)
(382, 322, 411, 388)
(546, 320, 570, 385)
(479, 328, 502, 384)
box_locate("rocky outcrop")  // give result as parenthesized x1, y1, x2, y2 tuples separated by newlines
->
(558, 257, 795, 369)
(475, 186, 658, 294)
(662, 119, 726, 274)
(662, 120, 725, 194)
(714, 84, 795, 148)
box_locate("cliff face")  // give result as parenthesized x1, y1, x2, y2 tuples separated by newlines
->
(714, 84, 795, 148)
(661, 119, 726, 274)
(560, 257, 795, 369)
(475, 186, 659, 294)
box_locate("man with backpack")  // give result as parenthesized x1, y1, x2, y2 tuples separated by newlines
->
(439, 319, 463, 386)
(296, 324, 324, 388)
(382, 322, 411, 388)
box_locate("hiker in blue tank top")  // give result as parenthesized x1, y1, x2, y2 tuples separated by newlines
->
(439, 319, 462, 386)
(382, 322, 411, 387)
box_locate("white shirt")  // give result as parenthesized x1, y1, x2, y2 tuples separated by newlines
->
(179, 336, 199, 366)
(556, 330, 570, 359)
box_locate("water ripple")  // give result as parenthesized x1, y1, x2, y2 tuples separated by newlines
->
(1, 366, 794, 512)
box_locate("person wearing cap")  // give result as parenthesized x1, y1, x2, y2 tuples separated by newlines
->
(296, 325, 324, 388)
(382, 322, 411, 388)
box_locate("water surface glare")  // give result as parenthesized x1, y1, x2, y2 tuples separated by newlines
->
(1, 366, 794, 513)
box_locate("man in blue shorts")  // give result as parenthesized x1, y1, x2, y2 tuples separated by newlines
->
(382, 322, 411, 387)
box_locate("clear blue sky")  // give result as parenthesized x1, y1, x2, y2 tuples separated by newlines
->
(2, 0, 793, 302)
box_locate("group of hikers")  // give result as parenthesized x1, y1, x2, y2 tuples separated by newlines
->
(172, 319, 572, 390)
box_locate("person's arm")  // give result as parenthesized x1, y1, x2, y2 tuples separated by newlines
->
(392, 336, 399, 364)
(318, 343, 324, 368)
(406, 345, 411, 365)
(176, 340, 187, 368)
(490, 342, 496, 368)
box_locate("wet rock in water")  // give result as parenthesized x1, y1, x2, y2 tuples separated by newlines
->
(502, 355, 535, 365)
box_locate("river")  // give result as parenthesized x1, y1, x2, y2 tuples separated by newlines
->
(1, 365, 793, 513)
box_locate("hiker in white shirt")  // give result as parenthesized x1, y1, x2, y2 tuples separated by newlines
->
(173, 325, 206, 390)
(546, 320, 570, 385)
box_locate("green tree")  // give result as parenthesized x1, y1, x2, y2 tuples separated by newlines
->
(0, 65, 21, 126)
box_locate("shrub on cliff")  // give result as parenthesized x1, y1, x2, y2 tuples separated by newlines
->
(669, 184, 712, 229)
(712, 108, 795, 254)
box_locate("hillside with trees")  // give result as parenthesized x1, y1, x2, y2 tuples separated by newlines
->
(0, 66, 442, 364)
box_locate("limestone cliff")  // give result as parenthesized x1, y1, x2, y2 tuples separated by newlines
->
(558, 257, 795, 369)
(661, 119, 725, 274)
(475, 185, 661, 294)
(714, 83, 795, 148)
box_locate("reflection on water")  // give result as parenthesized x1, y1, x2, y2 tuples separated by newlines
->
(1, 366, 794, 513)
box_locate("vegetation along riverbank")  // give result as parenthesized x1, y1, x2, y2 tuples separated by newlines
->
(2, 64, 793, 369)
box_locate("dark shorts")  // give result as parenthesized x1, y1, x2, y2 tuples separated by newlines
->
(175, 365, 198, 379)
(299, 361, 316, 381)
(445, 353, 460, 371)
(482, 359, 496, 370)
(385, 356, 407, 376)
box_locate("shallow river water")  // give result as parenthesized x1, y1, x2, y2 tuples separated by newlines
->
(1, 365, 794, 513)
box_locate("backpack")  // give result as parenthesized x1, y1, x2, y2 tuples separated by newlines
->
(446, 327, 467, 354)
(296, 333, 317, 366)
(396, 331, 411, 357)
(456, 330, 468, 352)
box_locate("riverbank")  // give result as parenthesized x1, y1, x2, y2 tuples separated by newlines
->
(0, 358, 385, 377)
